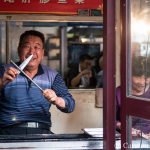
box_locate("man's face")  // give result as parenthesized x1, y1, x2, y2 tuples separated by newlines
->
(81, 59, 92, 70)
(18, 35, 44, 69)
(132, 75, 149, 94)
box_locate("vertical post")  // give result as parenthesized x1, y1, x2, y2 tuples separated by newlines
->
(120, 0, 127, 149)
(6, 21, 10, 63)
(103, 0, 116, 149)
(60, 26, 67, 78)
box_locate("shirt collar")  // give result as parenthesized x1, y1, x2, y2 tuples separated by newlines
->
(37, 64, 44, 75)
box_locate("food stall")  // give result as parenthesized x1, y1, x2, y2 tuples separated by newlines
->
(0, 0, 105, 149)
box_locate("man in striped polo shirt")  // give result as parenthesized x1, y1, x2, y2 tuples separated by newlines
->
(0, 30, 75, 135)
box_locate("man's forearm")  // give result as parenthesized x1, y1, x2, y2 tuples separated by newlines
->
(54, 97, 65, 109)
(71, 73, 82, 87)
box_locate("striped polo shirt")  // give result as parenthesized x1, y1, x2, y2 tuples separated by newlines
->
(0, 63, 75, 127)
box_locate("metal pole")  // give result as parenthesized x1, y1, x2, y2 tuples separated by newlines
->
(6, 21, 10, 63)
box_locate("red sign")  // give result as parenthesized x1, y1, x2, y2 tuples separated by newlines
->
(0, 0, 103, 15)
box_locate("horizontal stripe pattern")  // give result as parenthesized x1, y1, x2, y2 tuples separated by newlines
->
(0, 64, 75, 127)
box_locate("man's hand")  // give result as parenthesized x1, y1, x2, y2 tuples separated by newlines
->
(43, 89, 65, 108)
(1, 67, 18, 86)
(116, 121, 121, 130)
(81, 69, 92, 78)
(43, 89, 58, 104)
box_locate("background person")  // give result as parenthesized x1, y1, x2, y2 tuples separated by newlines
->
(67, 54, 96, 88)
(96, 55, 103, 88)
(116, 55, 150, 136)
(0, 30, 75, 135)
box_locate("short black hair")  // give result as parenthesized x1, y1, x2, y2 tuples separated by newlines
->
(79, 54, 93, 62)
(18, 30, 45, 49)
(132, 56, 146, 76)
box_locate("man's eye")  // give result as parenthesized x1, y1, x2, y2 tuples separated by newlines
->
(35, 45, 42, 50)
(35, 46, 40, 49)
(23, 45, 30, 49)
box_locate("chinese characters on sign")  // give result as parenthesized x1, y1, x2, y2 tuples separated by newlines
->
(0, 0, 103, 15)
(75, 0, 84, 4)
(3, 0, 86, 4)
(58, 0, 67, 4)
(4, 0, 14, 2)
(4, 0, 31, 3)
(40, 0, 50, 4)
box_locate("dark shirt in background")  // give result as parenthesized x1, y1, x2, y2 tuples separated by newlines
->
(67, 65, 96, 88)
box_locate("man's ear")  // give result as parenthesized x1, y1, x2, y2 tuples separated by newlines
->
(42, 49, 45, 59)
(43, 49, 45, 56)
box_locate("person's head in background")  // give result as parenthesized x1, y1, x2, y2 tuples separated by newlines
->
(98, 56, 103, 70)
(94, 51, 103, 72)
(132, 56, 150, 95)
(79, 54, 93, 71)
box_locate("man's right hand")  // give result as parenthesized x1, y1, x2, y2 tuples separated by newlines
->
(81, 69, 92, 78)
(0, 67, 18, 87)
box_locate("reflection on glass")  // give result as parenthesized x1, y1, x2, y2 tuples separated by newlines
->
(131, 116, 150, 149)
(0, 22, 6, 64)
(129, 0, 150, 99)
(131, 56, 150, 98)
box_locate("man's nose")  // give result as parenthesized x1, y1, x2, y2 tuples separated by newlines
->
(29, 46, 35, 54)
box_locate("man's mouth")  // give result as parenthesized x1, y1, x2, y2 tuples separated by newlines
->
(136, 85, 145, 88)
(31, 57, 36, 61)
(29, 57, 37, 62)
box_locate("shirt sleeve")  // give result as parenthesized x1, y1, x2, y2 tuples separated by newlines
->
(0, 65, 5, 78)
(52, 73, 75, 113)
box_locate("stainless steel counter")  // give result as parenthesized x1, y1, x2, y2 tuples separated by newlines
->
(0, 134, 103, 150)
(0, 133, 149, 149)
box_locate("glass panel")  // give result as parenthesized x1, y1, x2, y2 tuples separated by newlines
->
(128, 0, 150, 100)
(0, 21, 6, 64)
(131, 116, 150, 149)
(131, 55, 150, 99)
(122, 116, 150, 149)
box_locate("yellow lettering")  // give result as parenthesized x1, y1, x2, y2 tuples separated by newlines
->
(22, 0, 30, 3)
(39, 0, 50, 4)
(75, 0, 84, 4)
(58, 0, 67, 4)
(4, 0, 15, 3)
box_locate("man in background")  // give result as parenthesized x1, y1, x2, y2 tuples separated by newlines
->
(96, 55, 103, 88)
(67, 54, 96, 88)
